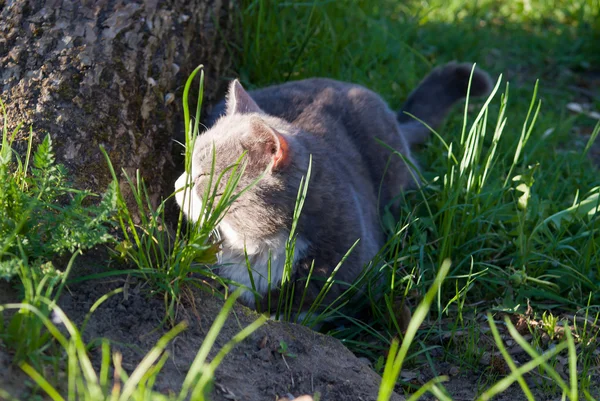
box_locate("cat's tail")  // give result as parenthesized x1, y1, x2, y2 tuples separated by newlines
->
(397, 62, 493, 145)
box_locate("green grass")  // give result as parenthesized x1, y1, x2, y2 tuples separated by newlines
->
(97, 66, 273, 323)
(235, 0, 600, 397)
(237, 0, 600, 304)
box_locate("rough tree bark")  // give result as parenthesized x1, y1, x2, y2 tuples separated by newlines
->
(0, 0, 234, 204)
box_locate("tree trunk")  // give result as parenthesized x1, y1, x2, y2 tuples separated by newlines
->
(0, 0, 235, 205)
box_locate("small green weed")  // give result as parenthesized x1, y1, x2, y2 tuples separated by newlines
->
(541, 311, 560, 339)
(277, 340, 297, 358)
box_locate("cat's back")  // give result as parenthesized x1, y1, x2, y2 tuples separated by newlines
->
(207, 78, 385, 129)
(250, 78, 364, 117)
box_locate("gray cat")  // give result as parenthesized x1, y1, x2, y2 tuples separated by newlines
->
(175, 62, 492, 311)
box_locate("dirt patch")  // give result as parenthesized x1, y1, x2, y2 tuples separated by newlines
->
(0, 348, 31, 400)
(0, 250, 402, 400)
(55, 272, 402, 401)
(0, 281, 20, 305)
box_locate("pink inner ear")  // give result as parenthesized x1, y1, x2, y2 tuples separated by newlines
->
(273, 133, 289, 169)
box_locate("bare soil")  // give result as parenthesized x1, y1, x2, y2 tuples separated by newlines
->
(60, 276, 402, 401)
(1, 251, 404, 401)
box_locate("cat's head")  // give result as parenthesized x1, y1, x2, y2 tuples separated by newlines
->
(175, 80, 299, 237)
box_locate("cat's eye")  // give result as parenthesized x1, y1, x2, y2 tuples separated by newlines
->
(193, 173, 211, 182)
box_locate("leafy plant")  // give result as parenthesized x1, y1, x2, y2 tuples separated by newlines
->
(0, 100, 116, 282)
(541, 311, 560, 340)
(0, 97, 117, 366)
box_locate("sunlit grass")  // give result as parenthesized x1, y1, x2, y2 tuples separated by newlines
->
(238, 0, 600, 398)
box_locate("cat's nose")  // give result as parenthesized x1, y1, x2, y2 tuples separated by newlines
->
(174, 173, 188, 208)
(174, 173, 204, 223)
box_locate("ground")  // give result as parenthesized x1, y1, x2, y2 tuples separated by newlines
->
(1, 253, 403, 401)
(2, 249, 598, 400)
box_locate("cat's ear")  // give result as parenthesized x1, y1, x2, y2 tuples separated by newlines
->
(242, 117, 290, 170)
(226, 79, 263, 115)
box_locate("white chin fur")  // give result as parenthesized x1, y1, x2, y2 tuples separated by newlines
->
(217, 220, 310, 309)
(174, 173, 204, 223)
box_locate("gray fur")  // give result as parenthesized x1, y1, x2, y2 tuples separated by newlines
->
(397, 62, 493, 145)
(175, 62, 492, 311)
